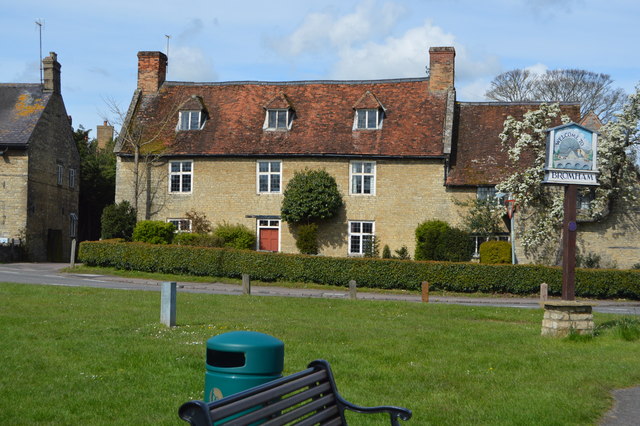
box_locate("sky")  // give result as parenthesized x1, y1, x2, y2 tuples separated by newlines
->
(1, 0, 638, 137)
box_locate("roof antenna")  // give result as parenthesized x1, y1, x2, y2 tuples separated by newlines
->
(165, 34, 171, 77)
(35, 19, 45, 85)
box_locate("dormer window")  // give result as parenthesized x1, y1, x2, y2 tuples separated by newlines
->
(267, 109, 291, 130)
(178, 110, 204, 130)
(353, 91, 385, 130)
(263, 92, 295, 131)
(356, 108, 382, 130)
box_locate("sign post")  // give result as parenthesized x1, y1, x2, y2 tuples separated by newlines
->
(543, 123, 599, 300)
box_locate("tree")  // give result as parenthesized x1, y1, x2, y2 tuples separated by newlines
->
(496, 87, 640, 264)
(73, 126, 116, 241)
(104, 98, 179, 219)
(280, 169, 343, 224)
(456, 198, 505, 239)
(486, 69, 627, 123)
(101, 201, 137, 241)
(281, 169, 343, 254)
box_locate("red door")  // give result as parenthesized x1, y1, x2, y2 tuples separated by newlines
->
(259, 228, 279, 251)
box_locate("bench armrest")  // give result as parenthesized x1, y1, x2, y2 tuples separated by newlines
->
(308, 360, 412, 425)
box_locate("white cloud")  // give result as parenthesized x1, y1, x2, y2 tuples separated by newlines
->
(168, 46, 217, 82)
(457, 79, 493, 102)
(525, 62, 548, 75)
(330, 22, 454, 79)
(276, 0, 405, 56)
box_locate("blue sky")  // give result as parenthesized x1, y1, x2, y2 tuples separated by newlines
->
(2, 0, 638, 136)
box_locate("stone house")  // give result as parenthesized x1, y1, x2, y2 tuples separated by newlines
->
(114, 47, 639, 268)
(0, 53, 80, 262)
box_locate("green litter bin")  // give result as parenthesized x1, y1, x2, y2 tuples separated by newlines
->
(205, 331, 284, 403)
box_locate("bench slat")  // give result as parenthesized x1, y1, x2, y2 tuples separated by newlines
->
(227, 382, 333, 425)
(210, 370, 329, 421)
(290, 403, 341, 426)
(260, 394, 337, 426)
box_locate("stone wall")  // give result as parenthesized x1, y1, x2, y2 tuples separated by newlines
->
(0, 150, 28, 244)
(116, 156, 473, 257)
(25, 94, 79, 262)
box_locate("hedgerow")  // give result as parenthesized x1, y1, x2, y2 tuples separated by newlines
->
(78, 241, 640, 300)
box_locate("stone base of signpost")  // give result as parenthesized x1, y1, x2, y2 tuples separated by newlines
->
(541, 301, 594, 337)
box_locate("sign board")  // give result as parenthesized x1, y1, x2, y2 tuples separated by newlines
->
(543, 122, 599, 186)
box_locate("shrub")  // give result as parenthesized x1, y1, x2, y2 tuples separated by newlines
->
(295, 223, 318, 255)
(394, 246, 411, 260)
(480, 240, 512, 264)
(78, 240, 640, 300)
(132, 221, 175, 244)
(213, 222, 256, 250)
(185, 210, 212, 234)
(633, 263, 640, 270)
(173, 233, 222, 247)
(363, 236, 380, 258)
(415, 220, 471, 261)
(415, 220, 449, 261)
(382, 245, 392, 259)
(442, 227, 474, 262)
(100, 201, 136, 241)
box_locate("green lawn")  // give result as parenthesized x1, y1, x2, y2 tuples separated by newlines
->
(1, 282, 638, 425)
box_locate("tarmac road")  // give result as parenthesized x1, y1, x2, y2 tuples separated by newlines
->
(1, 262, 639, 315)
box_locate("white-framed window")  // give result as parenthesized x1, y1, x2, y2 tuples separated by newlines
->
(477, 186, 496, 201)
(168, 218, 192, 232)
(577, 188, 595, 210)
(69, 213, 78, 238)
(169, 161, 193, 193)
(354, 108, 382, 130)
(257, 161, 281, 193)
(264, 109, 292, 130)
(349, 221, 375, 255)
(350, 161, 376, 195)
(56, 163, 64, 185)
(178, 110, 203, 130)
(69, 168, 76, 189)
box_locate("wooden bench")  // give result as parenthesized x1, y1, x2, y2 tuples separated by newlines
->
(178, 359, 412, 425)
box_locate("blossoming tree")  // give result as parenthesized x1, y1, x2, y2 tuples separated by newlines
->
(496, 85, 640, 264)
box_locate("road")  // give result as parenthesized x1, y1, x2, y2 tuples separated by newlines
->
(1, 262, 639, 315)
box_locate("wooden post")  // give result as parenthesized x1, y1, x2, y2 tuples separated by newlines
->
(349, 280, 357, 300)
(421, 282, 429, 303)
(562, 185, 577, 300)
(242, 274, 251, 295)
(161, 282, 177, 327)
(540, 283, 548, 302)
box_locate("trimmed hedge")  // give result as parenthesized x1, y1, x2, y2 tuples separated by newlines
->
(78, 241, 640, 300)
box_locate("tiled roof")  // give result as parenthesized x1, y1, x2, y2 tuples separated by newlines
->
(0, 84, 51, 146)
(447, 102, 581, 186)
(122, 78, 449, 157)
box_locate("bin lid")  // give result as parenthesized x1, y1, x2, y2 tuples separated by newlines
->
(206, 331, 284, 374)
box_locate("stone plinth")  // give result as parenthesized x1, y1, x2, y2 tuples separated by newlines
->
(541, 301, 595, 337)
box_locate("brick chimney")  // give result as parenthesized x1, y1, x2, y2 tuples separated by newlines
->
(428, 47, 455, 93)
(96, 120, 114, 149)
(43, 52, 61, 94)
(137, 51, 167, 93)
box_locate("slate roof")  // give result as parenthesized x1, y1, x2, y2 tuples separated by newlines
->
(121, 78, 449, 158)
(446, 102, 582, 186)
(0, 84, 50, 147)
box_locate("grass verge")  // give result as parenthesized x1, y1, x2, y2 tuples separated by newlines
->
(1, 282, 638, 425)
